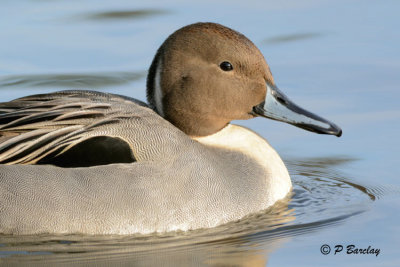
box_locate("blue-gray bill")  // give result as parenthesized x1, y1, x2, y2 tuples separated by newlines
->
(252, 84, 342, 137)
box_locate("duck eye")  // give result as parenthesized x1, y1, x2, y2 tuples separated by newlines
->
(220, 61, 233, 71)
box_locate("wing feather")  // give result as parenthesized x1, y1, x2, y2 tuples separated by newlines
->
(0, 90, 150, 166)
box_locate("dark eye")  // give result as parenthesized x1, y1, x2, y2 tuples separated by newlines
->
(220, 61, 233, 71)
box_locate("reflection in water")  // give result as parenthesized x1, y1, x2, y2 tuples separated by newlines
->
(0, 72, 145, 89)
(263, 32, 322, 45)
(0, 156, 375, 266)
(84, 9, 169, 21)
(0, 202, 293, 266)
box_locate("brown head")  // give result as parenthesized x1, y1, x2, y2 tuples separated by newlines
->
(147, 23, 342, 137)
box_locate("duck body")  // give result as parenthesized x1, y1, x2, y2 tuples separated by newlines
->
(0, 91, 289, 235)
(0, 23, 341, 235)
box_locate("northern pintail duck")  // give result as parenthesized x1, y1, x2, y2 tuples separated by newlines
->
(0, 23, 341, 235)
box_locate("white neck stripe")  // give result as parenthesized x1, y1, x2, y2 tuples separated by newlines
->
(154, 58, 164, 117)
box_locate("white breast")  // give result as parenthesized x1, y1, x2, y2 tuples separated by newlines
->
(193, 124, 292, 202)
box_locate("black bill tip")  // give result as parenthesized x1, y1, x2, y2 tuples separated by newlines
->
(336, 128, 342, 137)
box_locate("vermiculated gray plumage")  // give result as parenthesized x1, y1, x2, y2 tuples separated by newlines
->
(0, 90, 278, 234)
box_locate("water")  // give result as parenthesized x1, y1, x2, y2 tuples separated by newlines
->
(1, 0, 399, 266)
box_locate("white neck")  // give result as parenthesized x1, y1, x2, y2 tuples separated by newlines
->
(193, 124, 275, 164)
(153, 58, 165, 117)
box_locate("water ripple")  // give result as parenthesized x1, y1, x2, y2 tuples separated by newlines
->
(263, 32, 323, 45)
(84, 9, 169, 21)
(0, 71, 145, 89)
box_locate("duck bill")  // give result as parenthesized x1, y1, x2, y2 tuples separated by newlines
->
(252, 83, 342, 137)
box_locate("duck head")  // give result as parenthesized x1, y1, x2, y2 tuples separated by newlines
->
(147, 22, 342, 137)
